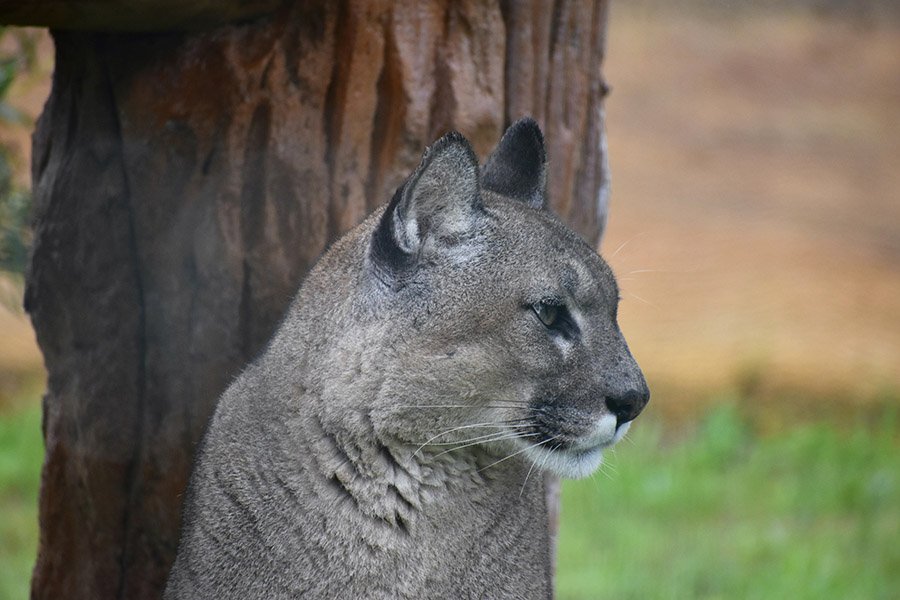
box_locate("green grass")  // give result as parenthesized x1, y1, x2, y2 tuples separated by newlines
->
(0, 399, 898, 599)
(558, 404, 900, 600)
(0, 401, 41, 600)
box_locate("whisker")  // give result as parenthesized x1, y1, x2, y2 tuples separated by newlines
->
(626, 291, 658, 309)
(478, 435, 561, 473)
(413, 422, 518, 456)
(596, 462, 615, 481)
(394, 403, 532, 410)
(626, 266, 703, 275)
(393, 403, 553, 420)
(589, 470, 604, 492)
(601, 459, 618, 477)
(519, 451, 541, 499)
(607, 231, 647, 259)
(433, 431, 538, 459)
(522, 438, 561, 498)
(420, 424, 533, 446)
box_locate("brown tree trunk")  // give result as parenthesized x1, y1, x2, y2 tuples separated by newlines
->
(23, 1, 610, 598)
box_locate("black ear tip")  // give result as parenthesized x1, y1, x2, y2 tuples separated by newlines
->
(482, 116, 548, 209)
(510, 116, 543, 136)
(501, 117, 545, 162)
(508, 116, 544, 145)
(439, 129, 468, 145)
(429, 130, 478, 164)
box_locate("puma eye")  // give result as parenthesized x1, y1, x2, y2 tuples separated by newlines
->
(530, 299, 580, 340)
(533, 301, 559, 327)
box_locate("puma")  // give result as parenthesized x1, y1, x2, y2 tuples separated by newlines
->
(165, 118, 649, 599)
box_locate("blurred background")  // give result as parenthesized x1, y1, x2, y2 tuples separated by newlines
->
(0, 1, 898, 598)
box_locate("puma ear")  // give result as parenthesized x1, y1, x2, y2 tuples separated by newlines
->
(481, 117, 547, 209)
(371, 131, 482, 273)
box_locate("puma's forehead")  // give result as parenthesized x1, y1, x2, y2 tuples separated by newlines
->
(559, 259, 618, 311)
(483, 195, 619, 308)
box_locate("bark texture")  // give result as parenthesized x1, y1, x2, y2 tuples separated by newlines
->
(25, 1, 610, 598)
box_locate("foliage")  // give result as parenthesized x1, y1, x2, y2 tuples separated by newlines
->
(0, 27, 38, 276)
(0, 159, 31, 275)
(0, 402, 40, 599)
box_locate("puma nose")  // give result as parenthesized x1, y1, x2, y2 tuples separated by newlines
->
(605, 388, 649, 425)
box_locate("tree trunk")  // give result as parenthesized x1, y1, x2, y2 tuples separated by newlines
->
(23, 1, 610, 598)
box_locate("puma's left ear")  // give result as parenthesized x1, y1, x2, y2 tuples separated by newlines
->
(481, 117, 547, 209)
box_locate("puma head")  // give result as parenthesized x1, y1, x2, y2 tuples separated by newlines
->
(365, 118, 649, 479)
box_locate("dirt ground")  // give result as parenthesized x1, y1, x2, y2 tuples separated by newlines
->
(1, 7, 899, 415)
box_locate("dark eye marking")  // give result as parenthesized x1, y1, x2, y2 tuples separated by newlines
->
(530, 298, 580, 340)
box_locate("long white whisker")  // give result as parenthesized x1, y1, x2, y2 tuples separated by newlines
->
(433, 431, 538, 458)
(395, 403, 532, 409)
(421, 425, 533, 446)
(626, 291, 658, 309)
(610, 239, 632, 258)
(413, 422, 513, 456)
(478, 435, 561, 473)
(522, 439, 559, 497)
(600, 458, 618, 479)
(608, 231, 647, 259)
(626, 266, 703, 275)
(519, 454, 540, 499)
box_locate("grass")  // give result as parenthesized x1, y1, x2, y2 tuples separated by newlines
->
(0, 400, 40, 600)
(558, 403, 900, 599)
(0, 396, 898, 599)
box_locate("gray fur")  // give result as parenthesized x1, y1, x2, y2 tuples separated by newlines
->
(165, 119, 648, 599)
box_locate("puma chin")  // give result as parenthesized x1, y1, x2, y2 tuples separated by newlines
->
(520, 417, 631, 479)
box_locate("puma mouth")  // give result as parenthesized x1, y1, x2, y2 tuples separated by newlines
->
(522, 419, 632, 479)
(522, 442, 605, 479)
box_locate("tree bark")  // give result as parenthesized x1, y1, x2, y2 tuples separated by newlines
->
(24, 1, 610, 598)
